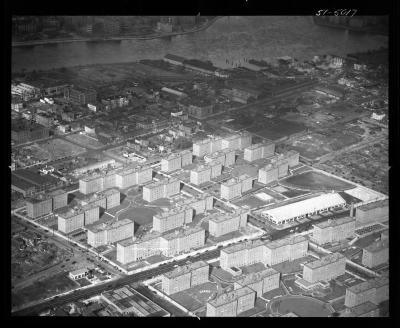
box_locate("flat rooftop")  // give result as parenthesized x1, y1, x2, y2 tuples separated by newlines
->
(347, 277, 389, 294)
(47, 189, 67, 197)
(222, 240, 265, 254)
(86, 218, 133, 233)
(222, 178, 241, 187)
(118, 231, 161, 247)
(208, 286, 254, 307)
(163, 260, 208, 279)
(191, 165, 210, 173)
(364, 240, 388, 253)
(350, 302, 379, 316)
(57, 207, 84, 219)
(144, 177, 178, 189)
(303, 253, 345, 270)
(161, 226, 204, 241)
(358, 199, 389, 211)
(235, 268, 279, 286)
(314, 216, 355, 229)
(265, 235, 307, 250)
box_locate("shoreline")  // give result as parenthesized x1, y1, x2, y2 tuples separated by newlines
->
(12, 16, 224, 48)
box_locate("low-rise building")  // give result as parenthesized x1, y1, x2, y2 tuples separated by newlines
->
(69, 268, 89, 280)
(302, 253, 346, 283)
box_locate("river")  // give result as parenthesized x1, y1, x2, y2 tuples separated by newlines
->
(11, 16, 388, 73)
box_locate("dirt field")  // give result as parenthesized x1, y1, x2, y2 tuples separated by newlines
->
(65, 133, 104, 150)
(171, 281, 218, 312)
(38, 138, 86, 160)
(247, 118, 305, 141)
(280, 171, 354, 191)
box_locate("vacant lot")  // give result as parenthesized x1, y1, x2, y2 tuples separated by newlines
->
(66, 133, 104, 150)
(38, 138, 86, 160)
(247, 118, 305, 141)
(280, 171, 354, 191)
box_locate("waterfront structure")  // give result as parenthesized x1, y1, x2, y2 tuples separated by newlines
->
(159, 226, 205, 257)
(344, 277, 389, 308)
(244, 142, 275, 162)
(362, 240, 389, 268)
(258, 164, 279, 184)
(355, 199, 389, 225)
(234, 268, 280, 297)
(311, 217, 356, 245)
(264, 235, 308, 266)
(261, 193, 346, 225)
(161, 260, 209, 295)
(117, 231, 161, 264)
(208, 209, 248, 238)
(57, 208, 85, 234)
(87, 219, 134, 247)
(302, 253, 346, 283)
(190, 165, 211, 185)
(153, 206, 193, 233)
(206, 287, 255, 317)
(142, 178, 180, 202)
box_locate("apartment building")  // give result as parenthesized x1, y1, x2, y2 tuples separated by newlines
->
(258, 164, 279, 185)
(190, 165, 211, 185)
(208, 210, 248, 238)
(362, 240, 389, 268)
(234, 268, 280, 297)
(206, 287, 255, 317)
(87, 219, 134, 247)
(244, 142, 275, 162)
(264, 235, 308, 266)
(302, 253, 346, 283)
(159, 226, 205, 257)
(153, 206, 193, 233)
(57, 208, 85, 234)
(312, 217, 356, 245)
(142, 178, 180, 202)
(344, 277, 389, 308)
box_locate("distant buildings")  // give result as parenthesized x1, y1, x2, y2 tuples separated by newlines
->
(344, 277, 389, 308)
(208, 209, 248, 237)
(233, 268, 280, 297)
(161, 260, 209, 295)
(192, 133, 252, 157)
(302, 253, 346, 283)
(64, 87, 97, 105)
(362, 239, 389, 268)
(87, 218, 134, 247)
(206, 286, 255, 317)
(261, 193, 346, 225)
(11, 83, 40, 101)
(311, 217, 356, 245)
(244, 142, 275, 162)
(142, 177, 180, 202)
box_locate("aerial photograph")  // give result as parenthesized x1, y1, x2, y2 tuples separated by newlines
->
(10, 15, 389, 317)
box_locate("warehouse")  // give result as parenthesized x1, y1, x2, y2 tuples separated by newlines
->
(261, 193, 346, 225)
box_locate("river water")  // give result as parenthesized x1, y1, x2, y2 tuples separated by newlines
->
(11, 16, 388, 73)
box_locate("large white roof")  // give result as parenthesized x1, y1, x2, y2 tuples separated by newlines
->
(262, 193, 345, 223)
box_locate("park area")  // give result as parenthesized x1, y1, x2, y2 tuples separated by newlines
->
(280, 170, 354, 192)
(12, 271, 79, 309)
(66, 133, 104, 150)
(37, 138, 86, 160)
(269, 295, 333, 317)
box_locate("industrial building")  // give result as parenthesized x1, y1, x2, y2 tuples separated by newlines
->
(261, 193, 346, 225)
(161, 260, 209, 295)
(117, 231, 161, 264)
(87, 219, 134, 247)
(152, 206, 193, 233)
(362, 239, 389, 268)
(159, 226, 205, 257)
(244, 142, 275, 162)
(234, 268, 280, 297)
(264, 235, 308, 266)
(302, 253, 346, 283)
(355, 199, 389, 225)
(11, 119, 49, 144)
(311, 217, 356, 245)
(208, 209, 248, 237)
(190, 165, 211, 185)
(344, 277, 389, 308)
(101, 286, 170, 317)
(220, 240, 267, 270)
(12, 169, 62, 196)
(192, 133, 251, 157)
(206, 286, 255, 317)
(142, 178, 180, 202)
(258, 164, 279, 185)
(57, 208, 85, 234)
